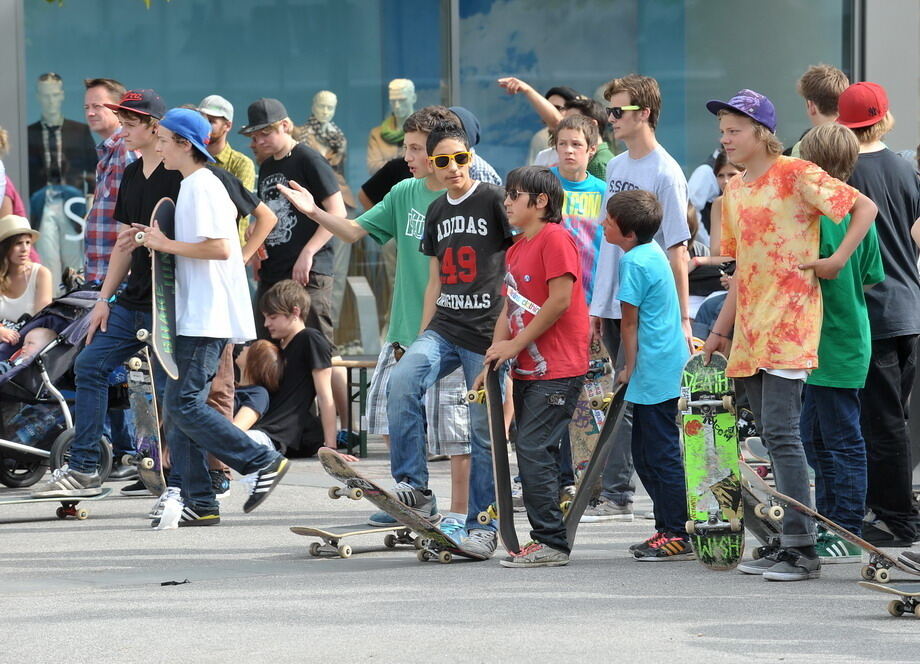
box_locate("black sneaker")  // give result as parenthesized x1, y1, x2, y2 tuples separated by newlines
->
(178, 504, 220, 527)
(243, 455, 289, 513)
(121, 480, 153, 496)
(209, 469, 231, 498)
(107, 462, 138, 481)
(862, 519, 913, 548)
(897, 550, 920, 573)
(634, 533, 696, 562)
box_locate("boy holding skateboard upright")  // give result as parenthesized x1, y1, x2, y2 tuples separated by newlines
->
(480, 165, 588, 567)
(602, 190, 692, 561)
(703, 90, 876, 580)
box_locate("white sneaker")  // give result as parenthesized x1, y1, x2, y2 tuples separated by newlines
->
(148, 487, 180, 519)
(460, 529, 498, 557)
(153, 491, 184, 530)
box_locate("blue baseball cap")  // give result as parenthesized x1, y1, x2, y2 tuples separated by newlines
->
(706, 89, 777, 133)
(159, 108, 215, 162)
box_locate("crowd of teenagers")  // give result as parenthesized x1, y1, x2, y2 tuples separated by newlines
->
(2, 64, 920, 580)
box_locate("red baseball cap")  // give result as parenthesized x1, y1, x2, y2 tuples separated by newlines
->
(837, 82, 889, 128)
(104, 89, 166, 120)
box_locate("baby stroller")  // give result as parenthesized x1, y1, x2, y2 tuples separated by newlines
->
(0, 289, 114, 487)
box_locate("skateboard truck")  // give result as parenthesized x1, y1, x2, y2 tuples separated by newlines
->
(327, 485, 364, 501)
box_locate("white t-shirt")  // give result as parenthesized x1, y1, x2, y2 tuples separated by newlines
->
(174, 167, 255, 343)
(590, 145, 690, 319)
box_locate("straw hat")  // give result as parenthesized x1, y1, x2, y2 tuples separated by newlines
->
(0, 215, 40, 244)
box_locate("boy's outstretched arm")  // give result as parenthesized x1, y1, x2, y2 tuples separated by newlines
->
(277, 180, 368, 244)
(497, 77, 564, 130)
(799, 193, 877, 279)
(618, 302, 638, 384)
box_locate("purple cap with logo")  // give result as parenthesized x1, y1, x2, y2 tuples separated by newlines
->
(706, 89, 777, 133)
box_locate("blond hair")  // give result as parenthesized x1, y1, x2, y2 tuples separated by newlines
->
(603, 74, 662, 130)
(797, 65, 849, 116)
(717, 109, 784, 156)
(0, 126, 7, 156)
(851, 111, 895, 145)
(798, 124, 859, 181)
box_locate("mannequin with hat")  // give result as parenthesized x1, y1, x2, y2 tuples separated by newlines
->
(0, 215, 52, 340)
(367, 79, 416, 174)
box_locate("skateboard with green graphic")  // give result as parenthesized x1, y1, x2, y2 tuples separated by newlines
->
(678, 352, 744, 570)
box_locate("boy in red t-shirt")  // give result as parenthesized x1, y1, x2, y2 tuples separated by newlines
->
(480, 165, 589, 567)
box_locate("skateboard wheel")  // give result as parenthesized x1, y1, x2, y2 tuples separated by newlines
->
(141, 458, 155, 471)
(346, 487, 363, 500)
(685, 520, 696, 535)
(768, 506, 784, 521)
(328, 486, 343, 500)
(913, 604, 920, 619)
(338, 544, 352, 558)
(755, 465, 770, 479)
(384, 534, 398, 549)
(722, 395, 735, 414)
(136, 329, 150, 342)
(588, 395, 610, 410)
(308, 542, 322, 556)
(413, 537, 424, 550)
(677, 397, 687, 412)
(875, 567, 891, 583)
(729, 518, 742, 532)
(122, 454, 135, 467)
(416, 550, 429, 562)
(127, 357, 142, 371)
(888, 600, 905, 617)
(860, 565, 875, 581)
(477, 511, 492, 526)
(135, 231, 146, 243)
(754, 503, 768, 519)
(437, 550, 453, 564)
(56, 506, 67, 519)
(76, 508, 88, 520)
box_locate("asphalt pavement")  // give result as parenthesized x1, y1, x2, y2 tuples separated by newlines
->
(1, 440, 919, 663)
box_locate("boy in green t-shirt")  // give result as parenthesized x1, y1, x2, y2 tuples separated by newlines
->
(797, 123, 884, 562)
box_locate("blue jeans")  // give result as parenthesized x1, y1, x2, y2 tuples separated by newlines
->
(740, 372, 815, 547)
(165, 336, 279, 511)
(69, 304, 163, 473)
(631, 398, 687, 536)
(386, 330, 496, 533)
(800, 384, 867, 535)
(513, 375, 584, 554)
(598, 318, 635, 505)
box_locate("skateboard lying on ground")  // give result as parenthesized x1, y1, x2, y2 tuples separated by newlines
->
(858, 581, 920, 617)
(317, 448, 488, 564)
(290, 524, 418, 558)
(136, 197, 178, 380)
(568, 337, 613, 500)
(563, 383, 628, 547)
(740, 462, 918, 583)
(678, 352, 744, 571)
(466, 367, 520, 555)
(122, 349, 165, 495)
(0, 488, 112, 520)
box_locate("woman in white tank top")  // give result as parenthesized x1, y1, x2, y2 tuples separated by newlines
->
(0, 215, 52, 345)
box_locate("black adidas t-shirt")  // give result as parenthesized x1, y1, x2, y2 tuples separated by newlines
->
(257, 143, 340, 282)
(256, 328, 332, 450)
(421, 182, 512, 354)
(113, 159, 182, 311)
(848, 148, 920, 339)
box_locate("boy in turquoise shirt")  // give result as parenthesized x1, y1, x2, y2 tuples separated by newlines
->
(603, 189, 691, 561)
(797, 123, 884, 562)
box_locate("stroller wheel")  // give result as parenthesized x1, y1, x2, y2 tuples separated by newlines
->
(49, 429, 114, 480)
(0, 456, 47, 488)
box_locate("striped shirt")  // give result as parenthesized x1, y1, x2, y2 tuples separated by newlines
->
(83, 133, 135, 283)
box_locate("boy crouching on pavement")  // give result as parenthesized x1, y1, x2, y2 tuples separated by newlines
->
(603, 190, 692, 561)
(480, 166, 588, 568)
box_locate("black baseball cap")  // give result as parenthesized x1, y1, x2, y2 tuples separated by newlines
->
(104, 89, 166, 120)
(239, 98, 288, 135)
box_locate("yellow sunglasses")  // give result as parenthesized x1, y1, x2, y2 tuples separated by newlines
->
(429, 151, 472, 169)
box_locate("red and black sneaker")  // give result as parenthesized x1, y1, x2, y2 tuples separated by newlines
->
(634, 533, 695, 562)
(629, 531, 665, 554)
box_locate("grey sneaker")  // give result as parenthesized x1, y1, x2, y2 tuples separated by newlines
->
(30, 466, 103, 498)
(500, 540, 570, 568)
(461, 528, 498, 558)
(898, 550, 920, 574)
(737, 548, 784, 575)
(580, 497, 634, 523)
(763, 550, 821, 581)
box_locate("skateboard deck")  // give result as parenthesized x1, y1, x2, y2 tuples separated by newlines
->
(741, 436, 772, 479)
(741, 461, 917, 584)
(137, 197, 178, 380)
(467, 368, 520, 554)
(858, 581, 920, 617)
(563, 383, 628, 547)
(317, 448, 488, 563)
(679, 352, 744, 571)
(123, 349, 165, 495)
(568, 337, 613, 499)
(0, 487, 112, 520)
(290, 524, 417, 558)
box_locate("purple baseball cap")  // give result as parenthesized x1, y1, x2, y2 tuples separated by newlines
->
(706, 89, 777, 133)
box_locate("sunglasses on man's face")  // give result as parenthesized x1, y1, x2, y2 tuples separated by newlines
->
(429, 151, 472, 169)
(505, 189, 537, 201)
(605, 105, 641, 120)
